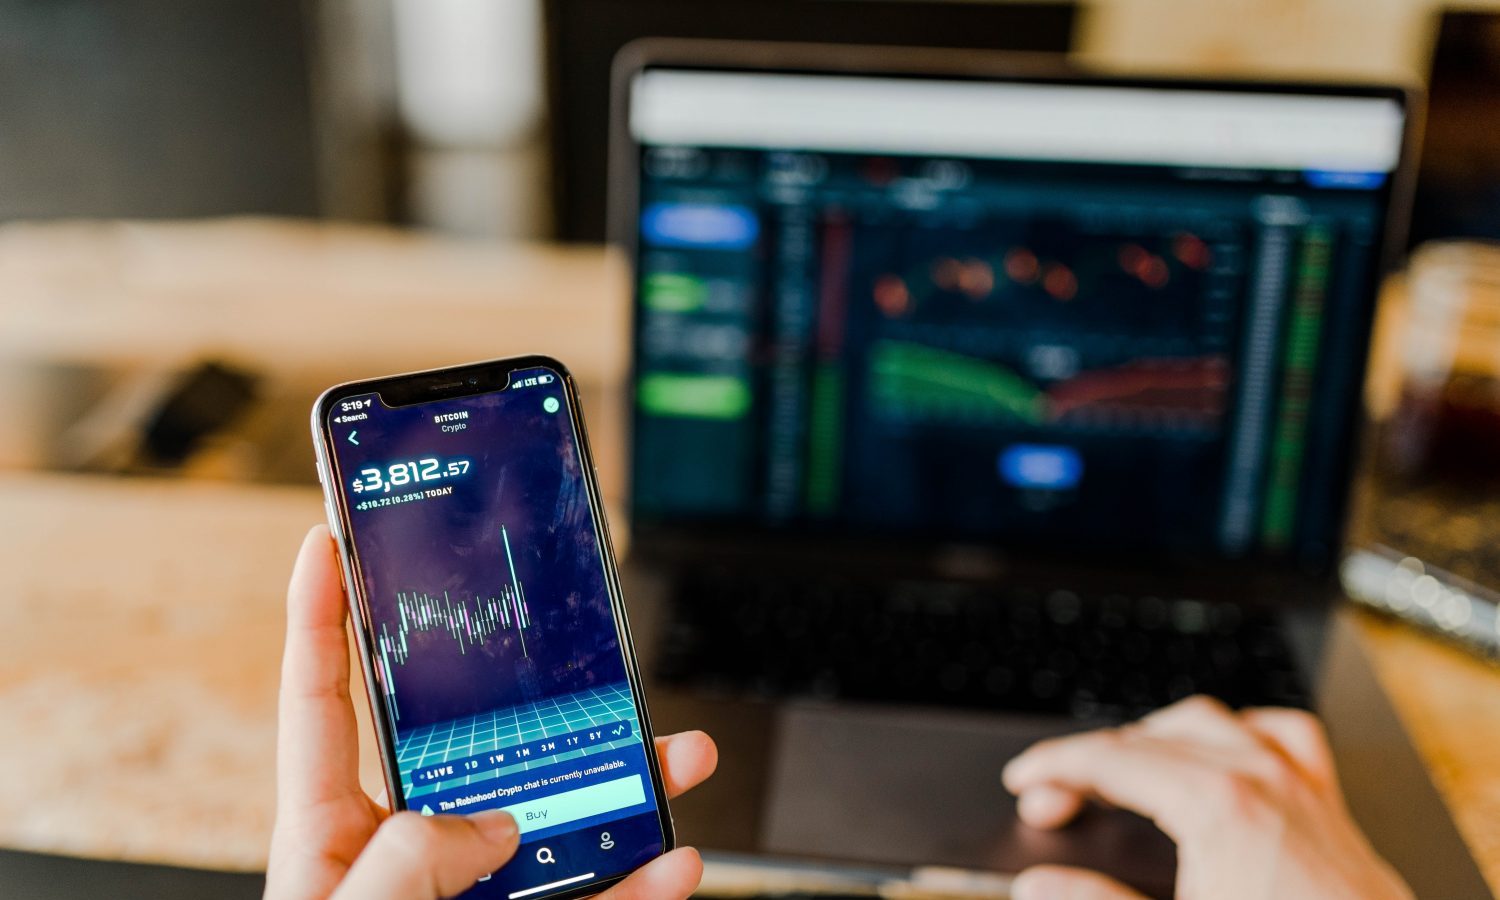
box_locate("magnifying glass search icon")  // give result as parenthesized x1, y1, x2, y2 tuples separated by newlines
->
(536, 848, 556, 865)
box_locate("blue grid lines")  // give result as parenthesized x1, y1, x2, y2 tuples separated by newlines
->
(396, 682, 640, 799)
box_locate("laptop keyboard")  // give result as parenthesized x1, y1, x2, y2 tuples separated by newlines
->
(655, 572, 1310, 720)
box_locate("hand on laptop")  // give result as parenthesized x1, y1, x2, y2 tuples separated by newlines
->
(1002, 695, 1413, 900)
(265, 526, 719, 900)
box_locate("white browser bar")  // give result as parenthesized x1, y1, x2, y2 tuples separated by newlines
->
(631, 70, 1405, 174)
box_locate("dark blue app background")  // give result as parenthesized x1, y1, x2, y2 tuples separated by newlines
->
(328, 366, 664, 899)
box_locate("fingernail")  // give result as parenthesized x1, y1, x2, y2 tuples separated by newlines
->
(1011, 868, 1057, 899)
(1001, 755, 1030, 788)
(470, 809, 518, 843)
(1017, 789, 1054, 822)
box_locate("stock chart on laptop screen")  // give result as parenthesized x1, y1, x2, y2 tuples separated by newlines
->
(627, 71, 1405, 563)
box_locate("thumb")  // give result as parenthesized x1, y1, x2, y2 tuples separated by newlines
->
(331, 809, 519, 900)
(1011, 865, 1150, 900)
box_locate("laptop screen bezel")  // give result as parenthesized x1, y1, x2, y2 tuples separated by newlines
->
(608, 38, 1421, 586)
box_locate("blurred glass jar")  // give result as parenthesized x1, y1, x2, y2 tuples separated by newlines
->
(1384, 241, 1500, 483)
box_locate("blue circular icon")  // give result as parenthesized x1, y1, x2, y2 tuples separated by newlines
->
(543, 397, 560, 414)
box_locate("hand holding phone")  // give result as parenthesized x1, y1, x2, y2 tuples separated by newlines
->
(270, 357, 714, 900)
(265, 526, 716, 900)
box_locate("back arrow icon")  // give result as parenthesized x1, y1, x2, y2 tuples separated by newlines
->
(348, 430, 359, 445)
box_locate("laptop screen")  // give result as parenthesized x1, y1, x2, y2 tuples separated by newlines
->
(624, 68, 1407, 566)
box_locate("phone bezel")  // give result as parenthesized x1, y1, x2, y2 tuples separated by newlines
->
(310, 354, 677, 900)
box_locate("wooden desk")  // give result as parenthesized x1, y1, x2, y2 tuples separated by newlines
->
(1, 221, 1498, 891)
(1355, 614, 1500, 891)
(0, 219, 630, 478)
(0, 218, 629, 381)
(3, 477, 1499, 890)
(0, 475, 336, 872)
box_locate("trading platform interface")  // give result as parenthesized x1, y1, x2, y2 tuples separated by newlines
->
(629, 72, 1405, 564)
(327, 368, 662, 899)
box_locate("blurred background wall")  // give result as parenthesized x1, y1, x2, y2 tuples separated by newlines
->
(4, 0, 1496, 243)
(0, 0, 325, 220)
(8, 0, 1500, 485)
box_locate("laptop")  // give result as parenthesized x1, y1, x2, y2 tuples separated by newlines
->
(607, 40, 1487, 898)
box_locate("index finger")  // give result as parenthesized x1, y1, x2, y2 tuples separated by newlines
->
(277, 525, 366, 810)
(655, 730, 718, 799)
(593, 847, 704, 900)
(1239, 707, 1339, 793)
(1002, 729, 1222, 840)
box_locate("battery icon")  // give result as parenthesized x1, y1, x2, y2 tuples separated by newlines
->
(538, 374, 554, 384)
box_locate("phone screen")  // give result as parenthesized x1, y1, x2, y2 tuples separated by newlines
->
(322, 363, 668, 899)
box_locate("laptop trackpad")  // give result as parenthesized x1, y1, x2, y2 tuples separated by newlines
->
(761, 704, 1176, 898)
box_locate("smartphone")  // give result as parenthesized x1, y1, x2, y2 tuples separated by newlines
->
(311, 356, 674, 900)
